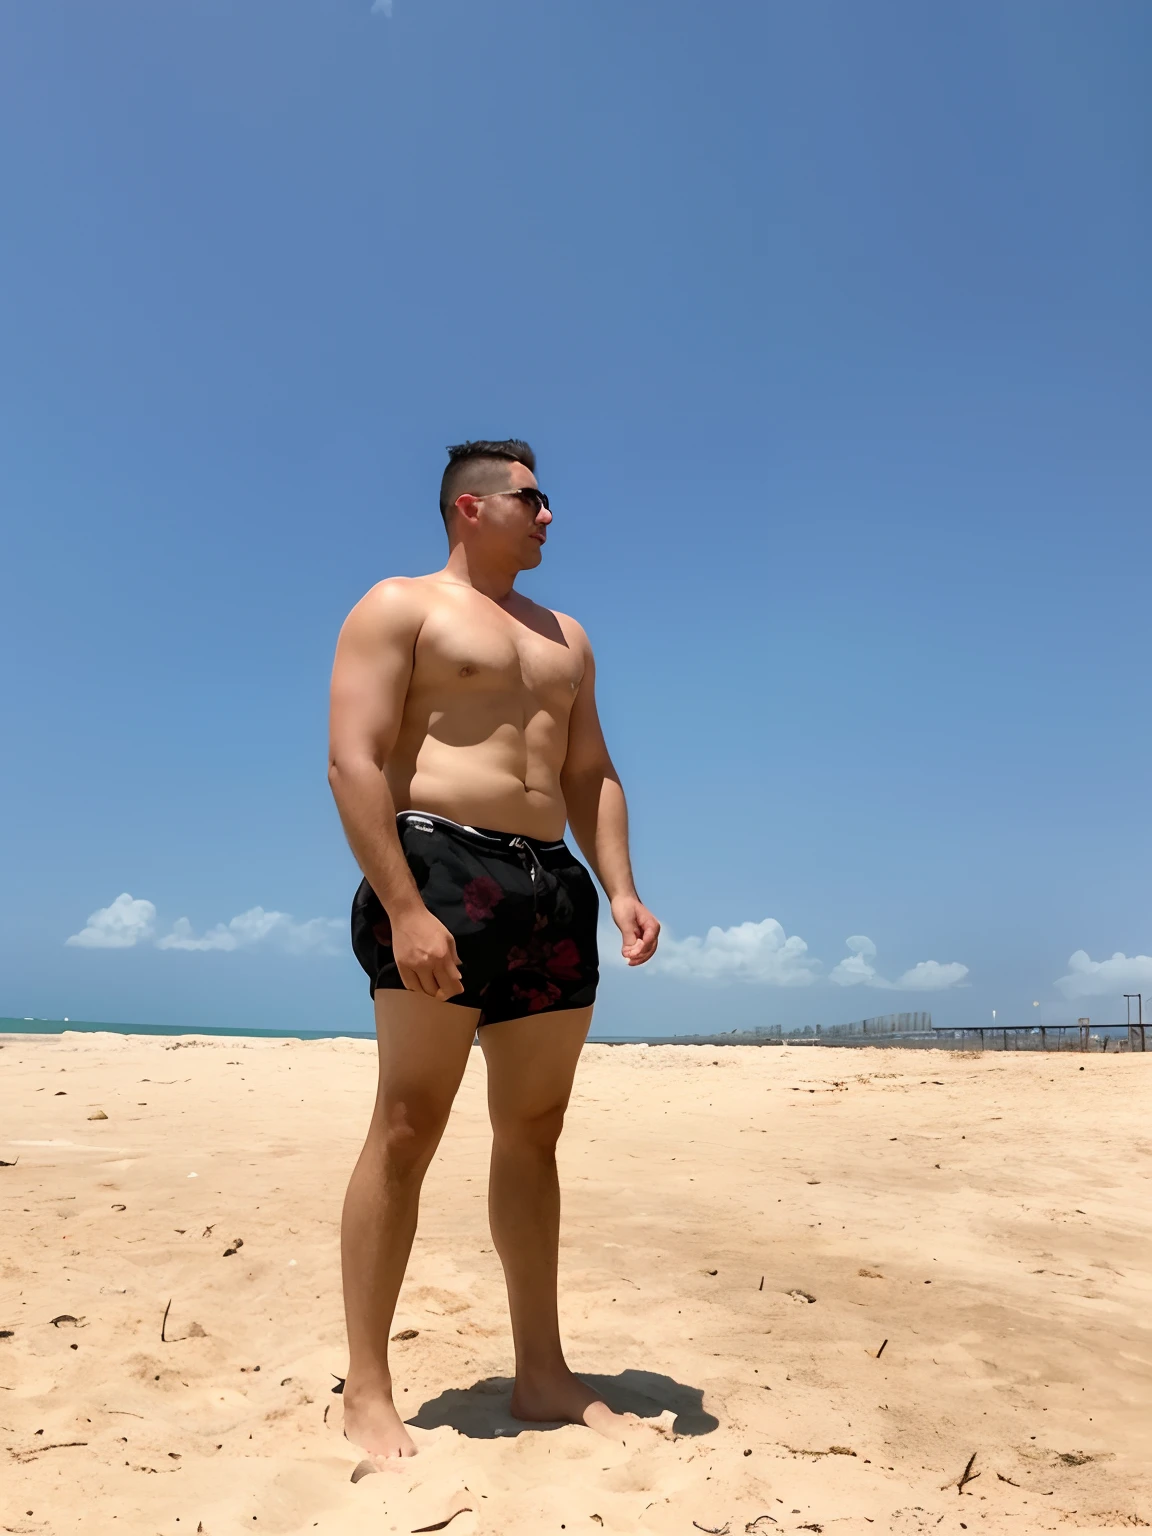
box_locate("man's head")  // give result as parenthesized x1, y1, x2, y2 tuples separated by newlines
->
(439, 439, 551, 570)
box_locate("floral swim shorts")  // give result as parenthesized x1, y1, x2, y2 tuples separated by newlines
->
(351, 811, 600, 1024)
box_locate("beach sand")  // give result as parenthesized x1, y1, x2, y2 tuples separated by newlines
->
(2, 1033, 1149, 1535)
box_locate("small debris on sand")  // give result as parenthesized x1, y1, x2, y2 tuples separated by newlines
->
(942, 1451, 980, 1493)
(411, 1501, 473, 1533)
(786, 1445, 855, 1458)
(411, 1505, 473, 1533)
(12, 1440, 88, 1462)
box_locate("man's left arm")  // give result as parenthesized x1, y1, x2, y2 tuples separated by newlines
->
(560, 627, 660, 966)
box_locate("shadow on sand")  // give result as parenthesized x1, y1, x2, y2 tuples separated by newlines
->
(408, 1369, 719, 1440)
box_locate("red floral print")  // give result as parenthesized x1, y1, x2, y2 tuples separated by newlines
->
(546, 939, 582, 980)
(512, 981, 563, 1013)
(462, 875, 503, 922)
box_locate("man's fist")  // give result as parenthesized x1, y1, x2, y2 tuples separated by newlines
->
(611, 894, 660, 966)
(391, 908, 465, 999)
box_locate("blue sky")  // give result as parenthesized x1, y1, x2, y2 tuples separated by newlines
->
(2, 0, 1149, 1037)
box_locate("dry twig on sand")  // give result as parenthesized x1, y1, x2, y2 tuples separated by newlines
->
(942, 1451, 980, 1493)
(11, 1440, 88, 1462)
(410, 1516, 471, 1533)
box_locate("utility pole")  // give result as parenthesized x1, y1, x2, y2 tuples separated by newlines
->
(1123, 994, 1145, 1053)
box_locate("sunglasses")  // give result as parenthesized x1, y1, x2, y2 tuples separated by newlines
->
(471, 487, 550, 514)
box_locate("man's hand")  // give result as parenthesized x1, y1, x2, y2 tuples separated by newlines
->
(390, 906, 465, 1000)
(611, 894, 660, 966)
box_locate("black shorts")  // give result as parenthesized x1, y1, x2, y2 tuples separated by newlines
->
(351, 812, 599, 1024)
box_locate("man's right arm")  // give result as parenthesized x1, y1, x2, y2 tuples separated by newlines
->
(327, 581, 463, 1000)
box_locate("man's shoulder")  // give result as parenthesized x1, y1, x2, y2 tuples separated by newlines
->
(548, 606, 592, 651)
(342, 575, 440, 638)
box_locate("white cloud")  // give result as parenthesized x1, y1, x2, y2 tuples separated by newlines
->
(156, 907, 344, 956)
(829, 934, 879, 986)
(830, 935, 968, 991)
(608, 920, 968, 991)
(1055, 949, 1152, 1000)
(68, 895, 342, 956)
(371, 0, 393, 15)
(894, 959, 969, 991)
(647, 918, 820, 987)
(66, 893, 156, 949)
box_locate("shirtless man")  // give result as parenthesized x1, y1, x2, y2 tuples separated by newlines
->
(327, 439, 660, 1459)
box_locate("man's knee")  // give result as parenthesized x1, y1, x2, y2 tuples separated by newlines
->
(374, 1094, 450, 1177)
(491, 1101, 567, 1154)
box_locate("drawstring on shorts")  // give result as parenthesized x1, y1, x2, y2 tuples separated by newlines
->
(509, 836, 545, 887)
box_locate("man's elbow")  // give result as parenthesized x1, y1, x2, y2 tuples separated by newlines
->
(561, 758, 615, 793)
(328, 750, 382, 794)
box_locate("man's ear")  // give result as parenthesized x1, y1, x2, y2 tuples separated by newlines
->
(453, 493, 482, 528)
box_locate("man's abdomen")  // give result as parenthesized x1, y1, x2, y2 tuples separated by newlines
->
(392, 741, 568, 842)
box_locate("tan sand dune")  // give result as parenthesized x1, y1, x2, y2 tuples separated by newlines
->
(1, 1032, 1149, 1534)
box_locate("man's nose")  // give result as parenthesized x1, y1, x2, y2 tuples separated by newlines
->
(537, 506, 552, 525)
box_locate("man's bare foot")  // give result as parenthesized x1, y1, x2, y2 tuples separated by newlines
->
(341, 1380, 418, 1459)
(510, 1367, 653, 1442)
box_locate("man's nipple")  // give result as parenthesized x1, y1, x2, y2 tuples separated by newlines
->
(459, 664, 477, 678)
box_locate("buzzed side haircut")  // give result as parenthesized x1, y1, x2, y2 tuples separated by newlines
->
(439, 439, 537, 524)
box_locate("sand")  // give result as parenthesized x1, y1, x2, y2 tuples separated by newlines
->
(1, 1032, 1150, 1535)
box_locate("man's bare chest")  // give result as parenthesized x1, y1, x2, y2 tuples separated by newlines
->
(411, 606, 583, 704)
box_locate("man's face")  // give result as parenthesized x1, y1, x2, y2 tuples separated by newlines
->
(463, 460, 553, 570)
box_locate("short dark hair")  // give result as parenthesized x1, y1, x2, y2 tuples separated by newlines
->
(439, 439, 537, 522)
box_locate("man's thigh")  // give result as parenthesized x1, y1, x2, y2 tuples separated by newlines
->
(479, 1007, 593, 1126)
(372, 990, 481, 1124)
